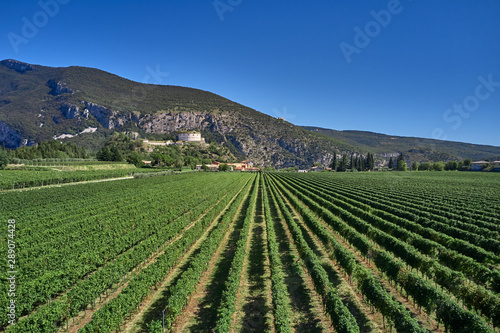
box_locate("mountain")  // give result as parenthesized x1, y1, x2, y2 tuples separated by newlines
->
(0, 59, 355, 168)
(1, 59, 499, 168)
(302, 127, 500, 163)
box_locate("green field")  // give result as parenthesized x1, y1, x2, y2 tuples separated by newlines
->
(0, 163, 169, 190)
(1, 172, 499, 332)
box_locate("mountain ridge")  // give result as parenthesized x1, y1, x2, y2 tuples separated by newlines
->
(1, 59, 499, 167)
(301, 126, 500, 162)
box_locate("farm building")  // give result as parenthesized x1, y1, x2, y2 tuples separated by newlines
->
(196, 161, 259, 172)
(227, 162, 249, 171)
(471, 161, 489, 171)
(196, 162, 220, 171)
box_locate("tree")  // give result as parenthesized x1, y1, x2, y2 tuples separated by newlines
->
(432, 161, 445, 171)
(397, 160, 407, 171)
(388, 157, 394, 169)
(397, 153, 405, 163)
(263, 166, 276, 172)
(219, 163, 230, 172)
(367, 153, 375, 171)
(419, 162, 431, 171)
(110, 146, 123, 162)
(461, 158, 472, 171)
(411, 161, 419, 171)
(175, 159, 184, 170)
(339, 154, 350, 172)
(96, 146, 112, 161)
(445, 161, 459, 171)
(146, 320, 163, 333)
(127, 152, 144, 168)
(330, 154, 337, 171)
(0, 150, 10, 169)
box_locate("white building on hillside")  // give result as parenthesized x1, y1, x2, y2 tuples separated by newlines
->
(178, 131, 204, 143)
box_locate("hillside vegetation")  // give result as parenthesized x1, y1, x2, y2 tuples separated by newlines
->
(303, 127, 500, 162)
(0, 60, 353, 168)
(1, 59, 499, 168)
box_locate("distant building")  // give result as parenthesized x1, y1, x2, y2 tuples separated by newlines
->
(241, 160, 254, 168)
(277, 117, 285, 121)
(492, 161, 500, 171)
(227, 161, 258, 171)
(298, 170, 308, 173)
(196, 162, 221, 171)
(178, 131, 204, 143)
(471, 161, 489, 171)
(143, 139, 173, 146)
(196, 161, 259, 172)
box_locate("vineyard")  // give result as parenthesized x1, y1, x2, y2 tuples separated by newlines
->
(0, 167, 165, 191)
(1, 171, 500, 332)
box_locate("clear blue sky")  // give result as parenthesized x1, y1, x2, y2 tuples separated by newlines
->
(1, 0, 499, 146)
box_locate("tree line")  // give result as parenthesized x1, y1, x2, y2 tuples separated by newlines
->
(0, 141, 89, 169)
(329, 152, 375, 172)
(388, 153, 474, 171)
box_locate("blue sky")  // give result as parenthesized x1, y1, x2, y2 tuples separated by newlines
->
(1, 0, 499, 146)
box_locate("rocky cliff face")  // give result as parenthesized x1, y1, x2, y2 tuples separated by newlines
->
(71, 107, 326, 167)
(0, 60, 33, 73)
(137, 111, 333, 167)
(0, 121, 22, 149)
(47, 80, 74, 96)
(83, 101, 139, 129)
(60, 104, 80, 119)
(140, 112, 233, 134)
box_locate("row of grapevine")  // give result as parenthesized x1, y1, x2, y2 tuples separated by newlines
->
(262, 177, 292, 333)
(267, 175, 427, 333)
(77, 175, 254, 333)
(310, 173, 500, 230)
(275, 174, 500, 325)
(267, 176, 360, 333)
(68, 174, 250, 317)
(146, 175, 257, 332)
(1, 174, 239, 325)
(301, 174, 500, 254)
(0, 173, 251, 331)
(269, 173, 497, 331)
(0, 168, 140, 190)
(277, 174, 500, 293)
(214, 175, 259, 332)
